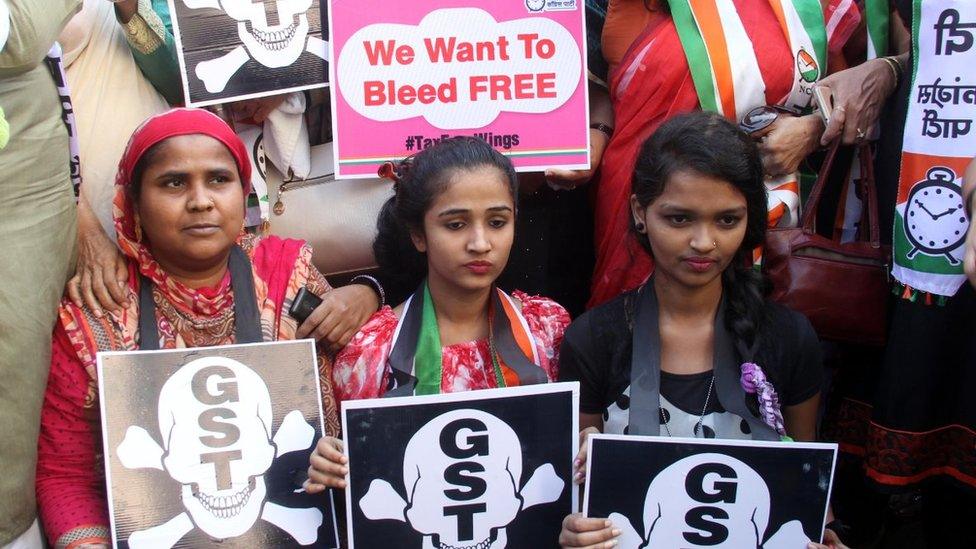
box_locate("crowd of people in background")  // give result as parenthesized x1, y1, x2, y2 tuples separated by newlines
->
(1, 0, 975, 548)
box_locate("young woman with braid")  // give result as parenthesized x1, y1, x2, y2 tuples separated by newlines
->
(556, 112, 843, 548)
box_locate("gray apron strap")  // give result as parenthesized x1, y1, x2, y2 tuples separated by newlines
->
(138, 246, 263, 350)
(384, 284, 547, 398)
(628, 281, 779, 440)
(384, 285, 425, 397)
(628, 284, 663, 436)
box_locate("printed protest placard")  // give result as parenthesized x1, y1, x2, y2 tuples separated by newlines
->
(98, 340, 339, 548)
(583, 435, 838, 549)
(328, 0, 589, 178)
(341, 383, 579, 549)
(168, 0, 329, 107)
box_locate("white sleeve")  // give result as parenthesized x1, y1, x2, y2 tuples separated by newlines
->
(0, 0, 10, 52)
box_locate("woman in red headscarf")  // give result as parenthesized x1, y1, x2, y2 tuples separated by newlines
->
(34, 108, 372, 549)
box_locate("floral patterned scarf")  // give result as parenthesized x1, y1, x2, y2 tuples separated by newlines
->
(56, 109, 339, 435)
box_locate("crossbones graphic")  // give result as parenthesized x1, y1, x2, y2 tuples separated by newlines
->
(359, 409, 565, 549)
(115, 356, 323, 547)
(183, 0, 329, 93)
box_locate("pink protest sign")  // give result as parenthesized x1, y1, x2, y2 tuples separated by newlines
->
(328, 0, 589, 178)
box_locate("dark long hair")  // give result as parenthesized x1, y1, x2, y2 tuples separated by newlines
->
(631, 111, 770, 361)
(373, 137, 519, 303)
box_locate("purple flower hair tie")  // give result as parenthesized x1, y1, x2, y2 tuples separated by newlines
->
(740, 362, 787, 436)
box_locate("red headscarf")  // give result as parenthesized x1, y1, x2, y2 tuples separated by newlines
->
(113, 108, 253, 294)
(59, 107, 310, 383)
(114, 108, 251, 254)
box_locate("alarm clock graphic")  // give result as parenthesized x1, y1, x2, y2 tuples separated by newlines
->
(903, 166, 969, 265)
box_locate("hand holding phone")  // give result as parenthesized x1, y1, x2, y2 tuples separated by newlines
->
(814, 85, 833, 125)
(289, 287, 323, 324)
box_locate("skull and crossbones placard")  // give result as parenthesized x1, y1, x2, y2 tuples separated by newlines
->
(168, 0, 330, 106)
(583, 435, 839, 549)
(341, 383, 578, 549)
(97, 340, 340, 548)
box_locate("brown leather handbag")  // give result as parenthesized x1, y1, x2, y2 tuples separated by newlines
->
(764, 144, 891, 346)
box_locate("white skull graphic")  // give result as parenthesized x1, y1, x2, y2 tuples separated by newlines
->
(182, 0, 329, 94)
(158, 356, 275, 538)
(608, 453, 812, 549)
(359, 409, 565, 549)
(216, 0, 313, 68)
(115, 355, 324, 547)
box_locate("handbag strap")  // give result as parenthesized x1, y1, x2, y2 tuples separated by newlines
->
(856, 146, 882, 247)
(799, 143, 881, 247)
(799, 142, 842, 233)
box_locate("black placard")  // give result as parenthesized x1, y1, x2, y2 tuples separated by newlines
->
(168, 0, 329, 106)
(98, 340, 339, 548)
(341, 383, 579, 549)
(583, 435, 837, 548)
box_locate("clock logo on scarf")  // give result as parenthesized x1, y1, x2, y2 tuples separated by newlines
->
(903, 167, 969, 264)
(796, 48, 819, 83)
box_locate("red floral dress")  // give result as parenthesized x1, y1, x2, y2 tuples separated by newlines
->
(332, 291, 570, 402)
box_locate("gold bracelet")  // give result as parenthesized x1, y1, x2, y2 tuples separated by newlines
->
(880, 56, 902, 88)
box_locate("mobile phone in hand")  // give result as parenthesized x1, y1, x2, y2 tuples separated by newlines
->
(814, 85, 833, 125)
(289, 287, 323, 324)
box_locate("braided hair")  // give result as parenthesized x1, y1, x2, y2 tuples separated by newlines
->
(373, 136, 519, 304)
(630, 111, 772, 371)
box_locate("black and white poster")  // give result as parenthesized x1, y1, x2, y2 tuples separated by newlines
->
(168, 0, 329, 106)
(584, 435, 838, 549)
(341, 383, 579, 549)
(97, 340, 339, 548)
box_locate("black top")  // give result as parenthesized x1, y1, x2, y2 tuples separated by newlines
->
(558, 289, 823, 418)
(661, 370, 725, 415)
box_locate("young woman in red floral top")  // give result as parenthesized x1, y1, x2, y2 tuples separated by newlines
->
(306, 136, 571, 492)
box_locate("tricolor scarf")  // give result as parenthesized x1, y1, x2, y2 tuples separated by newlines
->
(670, 0, 828, 231)
(385, 282, 546, 397)
(892, 0, 975, 297)
(865, 0, 890, 59)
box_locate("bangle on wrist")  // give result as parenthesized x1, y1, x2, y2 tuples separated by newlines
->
(880, 56, 903, 89)
(350, 274, 385, 308)
(589, 122, 614, 140)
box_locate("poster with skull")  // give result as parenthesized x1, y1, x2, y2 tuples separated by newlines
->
(167, 0, 329, 106)
(583, 435, 838, 549)
(97, 340, 340, 548)
(341, 383, 579, 549)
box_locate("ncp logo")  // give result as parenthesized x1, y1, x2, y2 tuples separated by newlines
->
(525, 0, 579, 13)
(797, 48, 820, 83)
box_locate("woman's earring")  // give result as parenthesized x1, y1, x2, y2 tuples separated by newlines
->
(635, 221, 646, 233)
